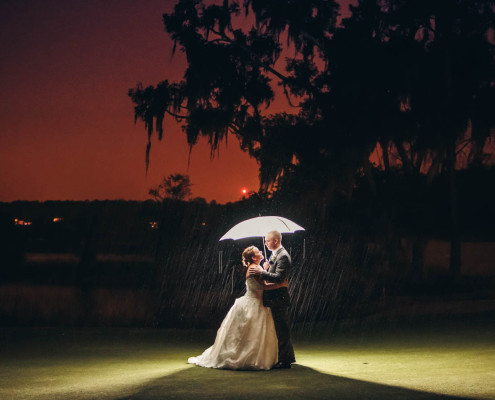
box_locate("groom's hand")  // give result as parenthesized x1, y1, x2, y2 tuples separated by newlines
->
(263, 261, 270, 270)
(248, 265, 264, 275)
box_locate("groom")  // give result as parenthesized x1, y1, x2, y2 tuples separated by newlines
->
(249, 230, 296, 369)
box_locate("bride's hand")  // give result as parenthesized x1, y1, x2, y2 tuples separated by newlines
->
(248, 264, 264, 275)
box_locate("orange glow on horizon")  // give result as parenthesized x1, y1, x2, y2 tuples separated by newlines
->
(14, 218, 32, 226)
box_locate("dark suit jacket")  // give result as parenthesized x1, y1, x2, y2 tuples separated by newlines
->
(261, 247, 291, 308)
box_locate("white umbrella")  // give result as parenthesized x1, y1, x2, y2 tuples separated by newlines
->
(218, 216, 305, 285)
(219, 216, 305, 241)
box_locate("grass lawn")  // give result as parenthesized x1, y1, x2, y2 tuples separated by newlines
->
(0, 317, 493, 400)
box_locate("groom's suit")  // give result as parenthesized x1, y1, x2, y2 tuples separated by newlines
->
(261, 246, 296, 364)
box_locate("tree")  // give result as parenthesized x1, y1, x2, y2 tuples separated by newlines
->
(372, 0, 495, 277)
(149, 173, 193, 201)
(412, 0, 493, 273)
(128, 0, 341, 185)
(131, 0, 495, 277)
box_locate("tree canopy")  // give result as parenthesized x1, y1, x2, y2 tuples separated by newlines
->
(129, 0, 495, 198)
(149, 173, 193, 201)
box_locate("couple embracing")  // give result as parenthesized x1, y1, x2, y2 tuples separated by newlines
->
(188, 230, 296, 370)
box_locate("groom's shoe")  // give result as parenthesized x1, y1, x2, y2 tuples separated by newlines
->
(272, 361, 291, 369)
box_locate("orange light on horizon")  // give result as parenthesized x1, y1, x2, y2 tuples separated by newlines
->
(14, 218, 32, 226)
(241, 188, 248, 196)
(149, 221, 158, 229)
(52, 217, 64, 222)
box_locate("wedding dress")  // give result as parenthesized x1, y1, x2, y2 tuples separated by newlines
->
(188, 277, 278, 370)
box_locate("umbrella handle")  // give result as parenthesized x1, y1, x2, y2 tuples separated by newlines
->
(262, 237, 267, 265)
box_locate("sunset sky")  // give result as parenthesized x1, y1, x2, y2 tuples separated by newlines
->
(0, 0, 353, 204)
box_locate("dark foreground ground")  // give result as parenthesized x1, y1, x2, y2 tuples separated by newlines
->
(0, 311, 494, 400)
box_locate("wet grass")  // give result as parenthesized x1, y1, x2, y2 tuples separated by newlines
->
(0, 320, 493, 400)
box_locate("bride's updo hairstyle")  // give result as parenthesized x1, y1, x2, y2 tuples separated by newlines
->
(242, 246, 257, 268)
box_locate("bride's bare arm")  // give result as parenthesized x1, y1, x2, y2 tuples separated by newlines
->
(264, 280, 288, 290)
(253, 276, 288, 290)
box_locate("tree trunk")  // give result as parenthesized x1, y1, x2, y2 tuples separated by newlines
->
(411, 236, 428, 282)
(447, 138, 461, 278)
(362, 158, 377, 195)
(380, 139, 390, 171)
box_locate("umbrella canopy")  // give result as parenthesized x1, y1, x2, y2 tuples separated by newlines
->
(219, 216, 305, 241)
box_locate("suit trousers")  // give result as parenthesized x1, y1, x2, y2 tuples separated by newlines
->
(270, 305, 295, 364)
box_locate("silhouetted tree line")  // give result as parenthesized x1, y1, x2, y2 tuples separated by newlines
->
(1, 174, 494, 328)
(0, 201, 159, 287)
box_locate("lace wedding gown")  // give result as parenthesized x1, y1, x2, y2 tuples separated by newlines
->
(188, 277, 278, 370)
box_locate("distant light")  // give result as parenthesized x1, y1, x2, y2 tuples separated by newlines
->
(14, 218, 32, 226)
(52, 217, 64, 222)
(149, 221, 158, 229)
(241, 188, 248, 195)
(201, 222, 206, 226)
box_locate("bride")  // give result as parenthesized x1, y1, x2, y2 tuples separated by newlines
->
(187, 246, 288, 370)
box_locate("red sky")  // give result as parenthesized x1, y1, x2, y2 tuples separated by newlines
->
(0, 0, 354, 204)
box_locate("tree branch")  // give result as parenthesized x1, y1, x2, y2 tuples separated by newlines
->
(283, 84, 302, 108)
(166, 110, 188, 120)
(209, 28, 290, 82)
(395, 140, 414, 174)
